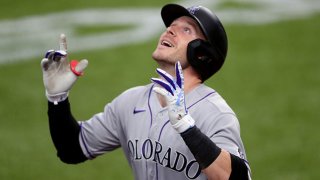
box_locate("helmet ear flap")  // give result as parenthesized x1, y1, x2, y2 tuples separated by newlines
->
(187, 39, 222, 81)
(187, 39, 213, 64)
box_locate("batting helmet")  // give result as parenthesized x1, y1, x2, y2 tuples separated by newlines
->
(161, 4, 228, 82)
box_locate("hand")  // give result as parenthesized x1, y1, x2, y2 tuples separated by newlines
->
(41, 34, 88, 104)
(151, 61, 195, 133)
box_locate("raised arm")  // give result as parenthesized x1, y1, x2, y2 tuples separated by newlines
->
(41, 34, 89, 163)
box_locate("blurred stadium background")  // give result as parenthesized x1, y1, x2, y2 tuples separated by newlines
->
(0, 0, 319, 179)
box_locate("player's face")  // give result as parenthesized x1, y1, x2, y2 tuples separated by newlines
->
(152, 16, 205, 70)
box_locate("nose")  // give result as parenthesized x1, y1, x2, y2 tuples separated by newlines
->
(166, 26, 176, 36)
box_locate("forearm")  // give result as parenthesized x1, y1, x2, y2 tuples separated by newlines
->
(202, 150, 250, 180)
(202, 149, 231, 180)
(48, 99, 87, 164)
(181, 126, 250, 180)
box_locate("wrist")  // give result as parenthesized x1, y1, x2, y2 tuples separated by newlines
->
(46, 91, 69, 105)
(172, 114, 195, 133)
(181, 126, 221, 169)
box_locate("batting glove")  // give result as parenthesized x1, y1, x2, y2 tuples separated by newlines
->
(41, 34, 88, 104)
(151, 61, 195, 133)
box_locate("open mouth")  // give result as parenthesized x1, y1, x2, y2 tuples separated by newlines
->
(161, 40, 174, 47)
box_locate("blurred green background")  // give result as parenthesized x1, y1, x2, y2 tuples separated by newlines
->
(0, 0, 319, 179)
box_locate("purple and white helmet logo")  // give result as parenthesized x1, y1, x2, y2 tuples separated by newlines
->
(187, 6, 201, 15)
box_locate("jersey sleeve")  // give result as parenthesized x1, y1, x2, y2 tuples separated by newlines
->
(211, 113, 252, 178)
(79, 100, 121, 159)
(206, 93, 247, 159)
(189, 89, 248, 160)
(208, 113, 246, 159)
(77, 85, 147, 159)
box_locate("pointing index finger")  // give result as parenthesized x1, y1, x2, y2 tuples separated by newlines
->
(59, 33, 67, 51)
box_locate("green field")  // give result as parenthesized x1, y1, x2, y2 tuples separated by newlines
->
(0, 0, 319, 179)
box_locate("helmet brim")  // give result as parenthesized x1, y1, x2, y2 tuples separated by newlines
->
(161, 4, 194, 28)
(161, 4, 211, 44)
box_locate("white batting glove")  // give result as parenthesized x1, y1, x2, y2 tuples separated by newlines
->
(151, 61, 195, 133)
(41, 34, 88, 104)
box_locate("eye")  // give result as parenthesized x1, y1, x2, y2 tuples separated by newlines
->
(183, 27, 191, 34)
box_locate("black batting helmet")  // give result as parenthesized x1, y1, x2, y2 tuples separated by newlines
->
(161, 4, 228, 82)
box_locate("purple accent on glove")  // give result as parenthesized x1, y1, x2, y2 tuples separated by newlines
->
(45, 50, 54, 58)
(53, 50, 67, 61)
(175, 62, 183, 88)
(45, 49, 67, 61)
(156, 68, 176, 90)
(151, 61, 185, 97)
(151, 78, 174, 95)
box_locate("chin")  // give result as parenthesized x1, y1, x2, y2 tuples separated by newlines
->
(152, 50, 185, 68)
(152, 52, 168, 62)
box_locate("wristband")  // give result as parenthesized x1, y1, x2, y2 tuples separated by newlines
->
(181, 126, 221, 169)
(46, 91, 69, 105)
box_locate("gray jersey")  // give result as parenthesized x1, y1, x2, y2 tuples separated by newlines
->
(79, 83, 247, 180)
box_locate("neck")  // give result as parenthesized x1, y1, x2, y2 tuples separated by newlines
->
(183, 66, 202, 93)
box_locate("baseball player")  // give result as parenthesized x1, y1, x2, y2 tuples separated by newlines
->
(41, 4, 251, 180)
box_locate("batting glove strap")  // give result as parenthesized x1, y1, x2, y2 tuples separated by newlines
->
(46, 91, 69, 105)
(172, 114, 195, 133)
